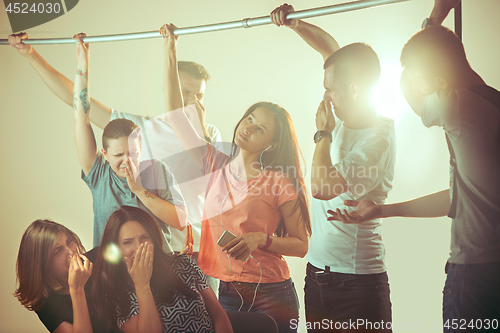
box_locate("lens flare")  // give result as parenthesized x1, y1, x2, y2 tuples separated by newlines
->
(372, 63, 408, 121)
(103, 243, 121, 264)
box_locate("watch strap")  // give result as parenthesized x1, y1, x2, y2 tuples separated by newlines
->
(314, 130, 333, 143)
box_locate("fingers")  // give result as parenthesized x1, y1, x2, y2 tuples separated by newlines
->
(124, 160, 132, 180)
(9, 32, 31, 53)
(344, 200, 359, 207)
(324, 100, 333, 113)
(72, 32, 89, 48)
(81, 254, 92, 272)
(221, 238, 239, 252)
(335, 208, 350, 224)
(148, 243, 154, 266)
(160, 23, 178, 39)
(279, 5, 287, 25)
(74, 252, 84, 270)
(271, 3, 293, 26)
(326, 209, 340, 221)
(134, 243, 145, 266)
(124, 256, 132, 271)
(336, 208, 361, 224)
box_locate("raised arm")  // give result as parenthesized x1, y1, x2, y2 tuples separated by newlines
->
(161, 24, 207, 168)
(270, 3, 340, 61)
(8, 32, 112, 129)
(328, 189, 451, 224)
(73, 33, 98, 176)
(311, 100, 348, 200)
(124, 159, 187, 231)
(428, 0, 461, 26)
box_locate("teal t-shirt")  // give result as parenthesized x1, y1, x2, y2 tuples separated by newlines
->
(82, 153, 185, 247)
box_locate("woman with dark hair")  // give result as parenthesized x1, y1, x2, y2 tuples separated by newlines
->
(71, 33, 186, 248)
(91, 206, 233, 333)
(15, 219, 115, 333)
(161, 24, 311, 333)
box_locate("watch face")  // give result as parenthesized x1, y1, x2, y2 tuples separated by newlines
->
(314, 131, 322, 143)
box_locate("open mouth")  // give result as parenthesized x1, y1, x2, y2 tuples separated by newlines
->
(239, 132, 248, 141)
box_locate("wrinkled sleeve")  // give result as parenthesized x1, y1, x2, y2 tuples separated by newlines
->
(334, 131, 391, 200)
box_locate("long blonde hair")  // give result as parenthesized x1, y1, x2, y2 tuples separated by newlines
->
(14, 219, 85, 311)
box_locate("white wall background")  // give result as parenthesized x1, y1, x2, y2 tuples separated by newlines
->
(1, 0, 499, 332)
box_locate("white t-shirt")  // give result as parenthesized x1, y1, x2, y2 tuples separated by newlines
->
(307, 116, 396, 274)
(110, 108, 224, 252)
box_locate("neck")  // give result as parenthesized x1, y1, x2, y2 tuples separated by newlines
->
(59, 280, 70, 295)
(231, 149, 263, 180)
(452, 68, 485, 90)
(343, 100, 378, 129)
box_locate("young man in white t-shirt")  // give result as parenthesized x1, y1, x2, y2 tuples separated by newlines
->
(271, 4, 396, 332)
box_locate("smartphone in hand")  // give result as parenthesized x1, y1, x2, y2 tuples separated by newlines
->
(217, 230, 249, 261)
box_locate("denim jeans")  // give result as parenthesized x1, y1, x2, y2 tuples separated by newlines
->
(219, 278, 299, 333)
(443, 262, 500, 333)
(304, 263, 392, 332)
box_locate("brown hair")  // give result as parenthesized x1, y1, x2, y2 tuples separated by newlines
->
(178, 61, 211, 81)
(15, 219, 85, 311)
(232, 102, 311, 237)
(323, 42, 381, 93)
(400, 25, 470, 81)
(102, 118, 141, 151)
(91, 206, 197, 328)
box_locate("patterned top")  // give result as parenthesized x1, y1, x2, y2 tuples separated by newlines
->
(116, 255, 214, 333)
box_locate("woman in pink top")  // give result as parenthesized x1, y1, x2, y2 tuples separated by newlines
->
(161, 24, 311, 333)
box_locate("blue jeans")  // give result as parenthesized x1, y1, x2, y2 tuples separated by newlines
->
(443, 262, 500, 333)
(304, 263, 392, 332)
(219, 278, 299, 333)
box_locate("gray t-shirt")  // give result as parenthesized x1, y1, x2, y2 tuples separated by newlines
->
(82, 153, 185, 247)
(422, 85, 500, 264)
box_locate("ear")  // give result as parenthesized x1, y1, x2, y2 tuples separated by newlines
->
(435, 77, 449, 91)
(349, 83, 359, 100)
(268, 142, 279, 152)
(101, 148, 108, 161)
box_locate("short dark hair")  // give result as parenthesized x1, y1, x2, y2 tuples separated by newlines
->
(400, 25, 469, 80)
(102, 119, 140, 150)
(178, 61, 211, 81)
(323, 43, 381, 92)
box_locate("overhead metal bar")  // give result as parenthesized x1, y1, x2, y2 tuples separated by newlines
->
(0, 0, 409, 45)
(454, 1, 462, 40)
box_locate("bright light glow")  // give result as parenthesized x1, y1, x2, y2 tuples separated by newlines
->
(103, 243, 122, 264)
(372, 63, 408, 121)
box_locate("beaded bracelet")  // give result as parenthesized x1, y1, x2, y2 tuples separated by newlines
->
(76, 69, 88, 79)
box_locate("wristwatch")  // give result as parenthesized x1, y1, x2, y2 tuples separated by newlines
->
(421, 17, 435, 29)
(313, 130, 332, 144)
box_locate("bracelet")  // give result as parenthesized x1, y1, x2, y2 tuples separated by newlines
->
(261, 234, 273, 250)
(76, 69, 88, 79)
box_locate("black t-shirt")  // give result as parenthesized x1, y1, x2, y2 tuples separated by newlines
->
(35, 247, 119, 333)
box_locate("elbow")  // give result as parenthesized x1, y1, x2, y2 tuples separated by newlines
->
(296, 242, 308, 258)
(297, 248, 307, 258)
(312, 191, 337, 201)
(311, 181, 338, 201)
